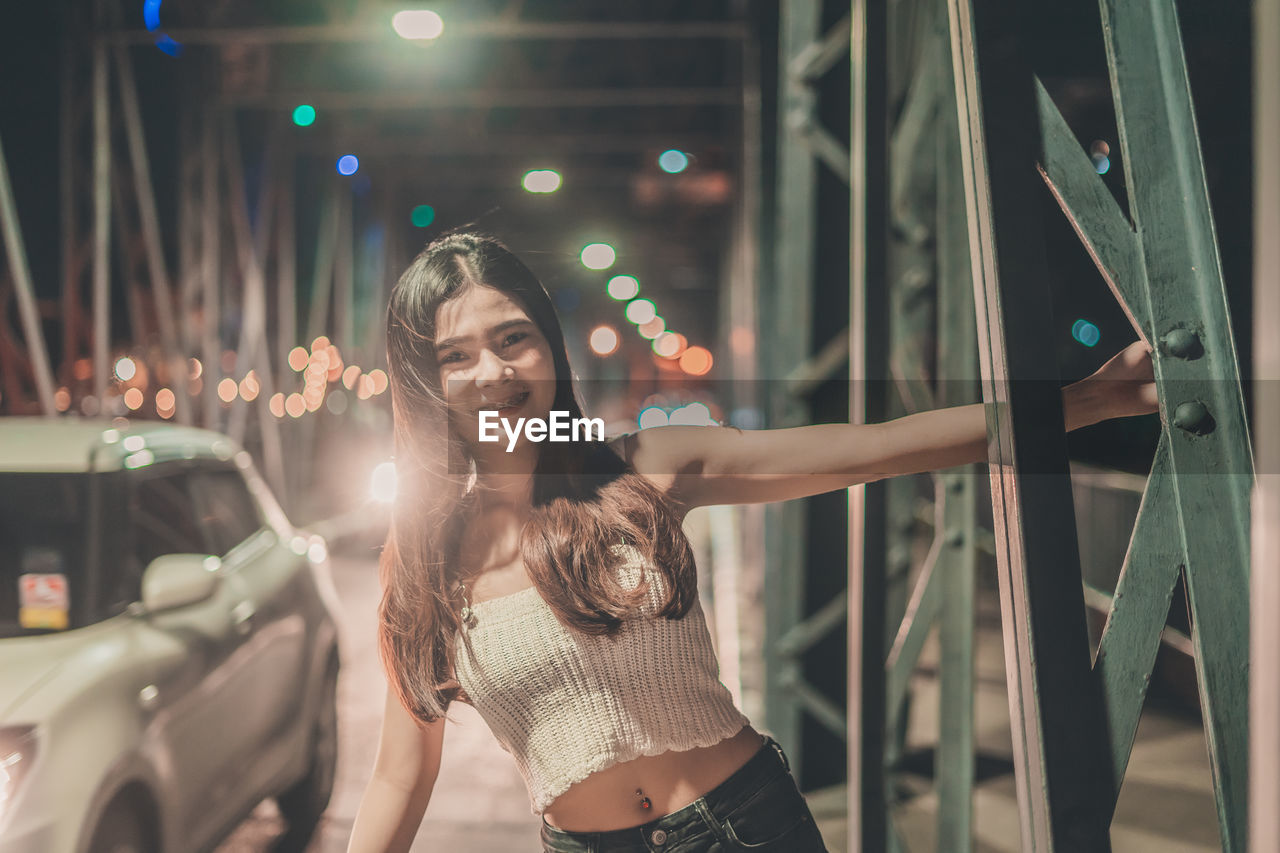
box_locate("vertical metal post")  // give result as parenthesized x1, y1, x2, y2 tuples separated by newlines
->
(115, 44, 186, 422)
(934, 20, 976, 847)
(770, 0, 821, 785)
(850, 0, 890, 849)
(0, 133, 58, 416)
(200, 108, 221, 429)
(277, 144, 296, 371)
(334, 188, 354, 353)
(91, 24, 111, 408)
(946, 0, 1114, 849)
(1252, 0, 1280, 848)
(60, 38, 80, 387)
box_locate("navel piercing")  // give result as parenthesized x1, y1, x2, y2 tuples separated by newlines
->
(636, 788, 651, 810)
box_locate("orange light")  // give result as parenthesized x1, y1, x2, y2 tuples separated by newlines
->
(310, 335, 331, 354)
(188, 358, 203, 380)
(357, 375, 374, 400)
(217, 378, 237, 403)
(124, 388, 144, 410)
(589, 326, 619, 356)
(288, 346, 309, 372)
(638, 316, 666, 340)
(54, 387, 71, 412)
(188, 376, 203, 396)
(369, 369, 389, 395)
(269, 392, 286, 418)
(239, 371, 261, 402)
(285, 393, 306, 418)
(326, 345, 344, 382)
(156, 388, 175, 409)
(342, 364, 361, 390)
(73, 358, 92, 381)
(679, 346, 713, 376)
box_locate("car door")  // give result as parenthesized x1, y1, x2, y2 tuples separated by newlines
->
(189, 463, 310, 797)
(125, 463, 247, 841)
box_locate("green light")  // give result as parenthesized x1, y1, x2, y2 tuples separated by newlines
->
(292, 104, 316, 127)
(411, 205, 436, 227)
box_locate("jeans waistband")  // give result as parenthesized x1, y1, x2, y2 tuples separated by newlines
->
(540, 734, 791, 848)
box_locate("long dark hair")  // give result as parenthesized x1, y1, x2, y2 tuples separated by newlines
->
(380, 233, 697, 726)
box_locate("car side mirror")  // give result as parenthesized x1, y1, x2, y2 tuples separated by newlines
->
(139, 554, 222, 613)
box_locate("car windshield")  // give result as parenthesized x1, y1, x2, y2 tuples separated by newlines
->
(0, 472, 130, 638)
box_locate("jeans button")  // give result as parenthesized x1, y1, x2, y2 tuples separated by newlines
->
(650, 828, 668, 845)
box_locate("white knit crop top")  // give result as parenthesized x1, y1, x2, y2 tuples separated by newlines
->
(451, 544, 753, 815)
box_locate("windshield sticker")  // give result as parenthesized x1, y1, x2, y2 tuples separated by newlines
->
(19, 571, 69, 631)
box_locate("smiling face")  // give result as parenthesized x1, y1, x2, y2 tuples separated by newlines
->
(433, 283, 558, 450)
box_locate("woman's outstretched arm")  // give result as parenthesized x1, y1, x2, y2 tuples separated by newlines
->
(621, 341, 1158, 511)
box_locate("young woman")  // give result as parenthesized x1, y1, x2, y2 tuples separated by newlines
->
(346, 233, 1158, 853)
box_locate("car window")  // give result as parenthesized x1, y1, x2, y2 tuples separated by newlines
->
(132, 469, 205, 568)
(0, 473, 88, 636)
(192, 468, 264, 556)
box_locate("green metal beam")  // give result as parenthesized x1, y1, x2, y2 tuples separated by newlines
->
(1099, 1, 1254, 847)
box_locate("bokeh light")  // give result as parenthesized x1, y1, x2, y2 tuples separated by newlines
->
(658, 150, 689, 174)
(1071, 318, 1101, 347)
(589, 326, 620, 356)
(269, 393, 286, 418)
(607, 275, 639, 301)
(371, 461, 399, 503)
(288, 346, 309, 372)
(123, 388, 144, 410)
(342, 364, 361, 390)
(369, 369, 389, 395)
(54, 387, 71, 412)
(337, 155, 360, 176)
(679, 346, 713, 376)
(523, 170, 562, 193)
(411, 205, 436, 227)
(638, 316, 666, 340)
(292, 105, 316, 127)
(217, 378, 238, 403)
(311, 336, 331, 353)
(638, 406, 669, 429)
(1090, 140, 1111, 175)
(392, 10, 445, 40)
(652, 331, 685, 358)
(238, 371, 261, 402)
(580, 243, 616, 270)
(624, 298, 656, 325)
(114, 357, 137, 382)
(285, 393, 306, 418)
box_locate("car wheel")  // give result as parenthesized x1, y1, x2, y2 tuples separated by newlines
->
(88, 802, 155, 853)
(274, 661, 338, 852)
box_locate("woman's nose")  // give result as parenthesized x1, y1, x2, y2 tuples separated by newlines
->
(473, 348, 513, 388)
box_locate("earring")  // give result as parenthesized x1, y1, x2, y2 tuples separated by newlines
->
(459, 583, 478, 629)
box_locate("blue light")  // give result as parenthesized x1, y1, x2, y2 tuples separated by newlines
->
(1092, 154, 1111, 175)
(1071, 319, 1101, 348)
(143, 0, 162, 31)
(337, 155, 360, 176)
(154, 34, 183, 56)
(658, 150, 689, 174)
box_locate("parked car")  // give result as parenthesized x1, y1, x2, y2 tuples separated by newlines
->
(0, 417, 343, 853)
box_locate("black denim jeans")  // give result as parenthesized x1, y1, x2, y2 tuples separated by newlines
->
(539, 735, 829, 852)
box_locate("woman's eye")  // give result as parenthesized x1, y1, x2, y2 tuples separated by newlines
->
(502, 332, 527, 347)
(440, 351, 463, 364)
